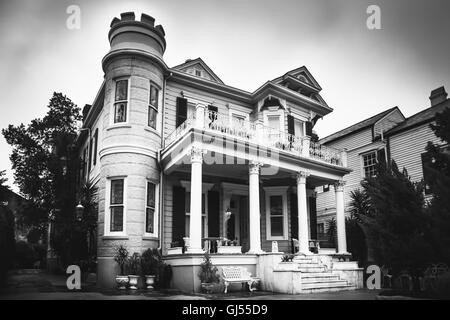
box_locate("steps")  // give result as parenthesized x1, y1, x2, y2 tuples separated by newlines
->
(291, 255, 356, 293)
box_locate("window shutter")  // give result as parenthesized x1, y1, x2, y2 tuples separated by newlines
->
(93, 129, 98, 166)
(305, 121, 313, 136)
(207, 190, 220, 237)
(176, 97, 188, 128)
(309, 196, 317, 240)
(287, 115, 295, 135)
(290, 192, 298, 253)
(172, 186, 186, 243)
(377, 148, 386, 164)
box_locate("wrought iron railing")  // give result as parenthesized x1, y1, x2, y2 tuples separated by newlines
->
(164, 110, 345, 167)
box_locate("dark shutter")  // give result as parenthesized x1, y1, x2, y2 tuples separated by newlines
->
(88, 138, 93, 173)
(309, 196, 317, 240)
(305, 121, 313, 136)
(176, 97, 188, 128)
(377, 148, 386, 163)
(421, 153, 432, 195)
(93, 128, 98, 166)
(287, 115, 295, 135)
(172, 186, 186, 243)
(290, 192, 298, 253)
(207, 190, 220, 237)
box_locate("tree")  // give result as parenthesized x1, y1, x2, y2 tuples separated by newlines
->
(357, 161, 433, 280)
(0, 171, 15, 287)
(2, 92, 82, 267)
(423, 107, 450, 264)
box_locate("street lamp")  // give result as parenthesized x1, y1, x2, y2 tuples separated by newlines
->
(76, 202, 84, 222)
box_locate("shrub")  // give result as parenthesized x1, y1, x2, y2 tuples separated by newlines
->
(141, 248, 160, 276)
(113, 245, 129, 276)
(198, 253, 220, 284)
(127, 252, 141, 275)
(281, 254, 294, 262)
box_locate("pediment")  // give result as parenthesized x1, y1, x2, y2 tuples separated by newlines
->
(172, 58, 224, 84)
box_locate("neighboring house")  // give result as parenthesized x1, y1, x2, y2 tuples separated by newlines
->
(77, 12, 362, 292)
(316, 107, 406, 231)
(0, 186, 28, 241)
(316, 86, 449, 233)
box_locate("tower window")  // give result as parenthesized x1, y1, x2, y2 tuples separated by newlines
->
(114, 79, 128, 123)
(148, 83, 159, 129)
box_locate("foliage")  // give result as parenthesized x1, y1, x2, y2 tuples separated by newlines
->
(141, 248, 160, 275)
(281, 254, 294, 262)
(114, 245, 129, 276)
(0, 205, 15, 287)
(355, 161, 433, 278)
(198, 253, 220, 284)
(127, 253, 141, 275)
(423, 107, 450, 265)
(2, 92, 82, 267)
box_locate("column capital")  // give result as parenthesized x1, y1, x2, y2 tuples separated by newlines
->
(249, 161, 263, 175)
(190, 146, 206, 163)
(296, 171, 310, 184)
(334, 180, 346, 191)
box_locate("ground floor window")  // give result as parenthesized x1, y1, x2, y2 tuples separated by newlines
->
(107, 178, 126, 234)
(145, 181, 158, 236)
(185, 192, 207, 238)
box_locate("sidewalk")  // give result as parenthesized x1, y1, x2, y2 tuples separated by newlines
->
(0, 271, 381, 300)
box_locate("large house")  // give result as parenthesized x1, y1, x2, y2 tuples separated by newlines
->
(316, 86, 449, 234)
(78, 12, 363, 293)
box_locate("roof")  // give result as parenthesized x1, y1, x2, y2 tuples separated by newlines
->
(320, 107, 400, 144)
(171, 58, 224, 84)
(386, 99, 450, 136)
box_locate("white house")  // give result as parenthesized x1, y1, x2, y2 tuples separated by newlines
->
(77, 12, 363, 293)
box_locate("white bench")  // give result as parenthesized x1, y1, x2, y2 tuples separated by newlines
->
(222, 266, 259, 293)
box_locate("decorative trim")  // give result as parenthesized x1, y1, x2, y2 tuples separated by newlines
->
(296, 171, 310, 184)
(221, 182, 248, 195)
(334, 180, 346, 192)
(190, 146, 206, 163)
(249, 161, 263, 175)
(99, 145, 158, 160)
(180, 180, 214, 193)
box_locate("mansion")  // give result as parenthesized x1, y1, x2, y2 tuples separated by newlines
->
(78, 12, 363, 293)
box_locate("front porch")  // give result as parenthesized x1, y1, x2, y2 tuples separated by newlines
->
(160, 103, 358, 293)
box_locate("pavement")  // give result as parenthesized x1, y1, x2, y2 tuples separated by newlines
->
(0, 271, 382, 300)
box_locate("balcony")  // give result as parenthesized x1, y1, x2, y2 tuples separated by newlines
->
(164, 108, 346, 168)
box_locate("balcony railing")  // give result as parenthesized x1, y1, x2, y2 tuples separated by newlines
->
(164, 109, 345, 167)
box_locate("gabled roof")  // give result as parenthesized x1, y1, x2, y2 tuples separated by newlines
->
(386, 99, 450, 136)
(320, 107, 401, 144)
(271, 66, 322, 91)
(171, 58, 224, 84)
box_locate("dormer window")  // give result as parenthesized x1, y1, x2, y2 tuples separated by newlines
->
(195, 69, 202, 77)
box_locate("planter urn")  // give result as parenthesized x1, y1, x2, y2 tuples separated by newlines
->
(115, 275, 129, 289)
(128, 275, 140, 290)
(145, 275, 156, 289)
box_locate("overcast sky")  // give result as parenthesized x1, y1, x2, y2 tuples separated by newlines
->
(1, 0, 449, 191)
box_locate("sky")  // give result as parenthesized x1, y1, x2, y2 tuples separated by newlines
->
(0, 0, 449, 192)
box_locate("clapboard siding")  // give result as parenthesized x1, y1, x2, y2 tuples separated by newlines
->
(389, 122, 440, 183)
(323, 128, 373, 151)
(164, 81, 253, 140)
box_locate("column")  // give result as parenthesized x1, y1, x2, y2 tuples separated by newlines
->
(297, 171, 310, 254)
(186, 146, 205, 254)
(248, 162, 264, 254)
(334, 180, 348, 254)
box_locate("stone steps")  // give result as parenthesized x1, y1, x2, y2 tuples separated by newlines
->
(302, 279, 349, 289)
(298, 266, 326, 273)
(301, 273, 340, 283)
(301, 284, 355, 294)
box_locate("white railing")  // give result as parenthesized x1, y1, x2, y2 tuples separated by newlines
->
(164, 110, 345, 167)
(309, 141, 342, 165)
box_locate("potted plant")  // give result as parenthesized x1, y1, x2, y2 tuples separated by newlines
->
(277, 254, 298, 271)
(127, 252, 141, 290)
(198, 253, 220, 293)
(141, 248, 158, 290)
(113, 245, 129, 289)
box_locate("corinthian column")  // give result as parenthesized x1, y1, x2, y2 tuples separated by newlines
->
(297, 171, 310, 254)
(334, 180, 348, 254)
(186, 146, 205, 254)
(248, 162, 264, 254)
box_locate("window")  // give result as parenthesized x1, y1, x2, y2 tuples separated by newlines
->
(294, 118, 304, 137)
(146, 182, 156, 234)
(110, 179, 124, 232)
(265, 186, 288, 240)
(317, 223, 325, 235)
(269, 195, 284, 237)
(323, 185, 330, 192)
(114, 79, 128, 123)
(148, 83, 159, 129)
(176, 97, 188, 128)
(195, 69, 202, 77)
(267, 115, 281, 131)
(185, 192, 207, 238)
(362, 151, 377, 178)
